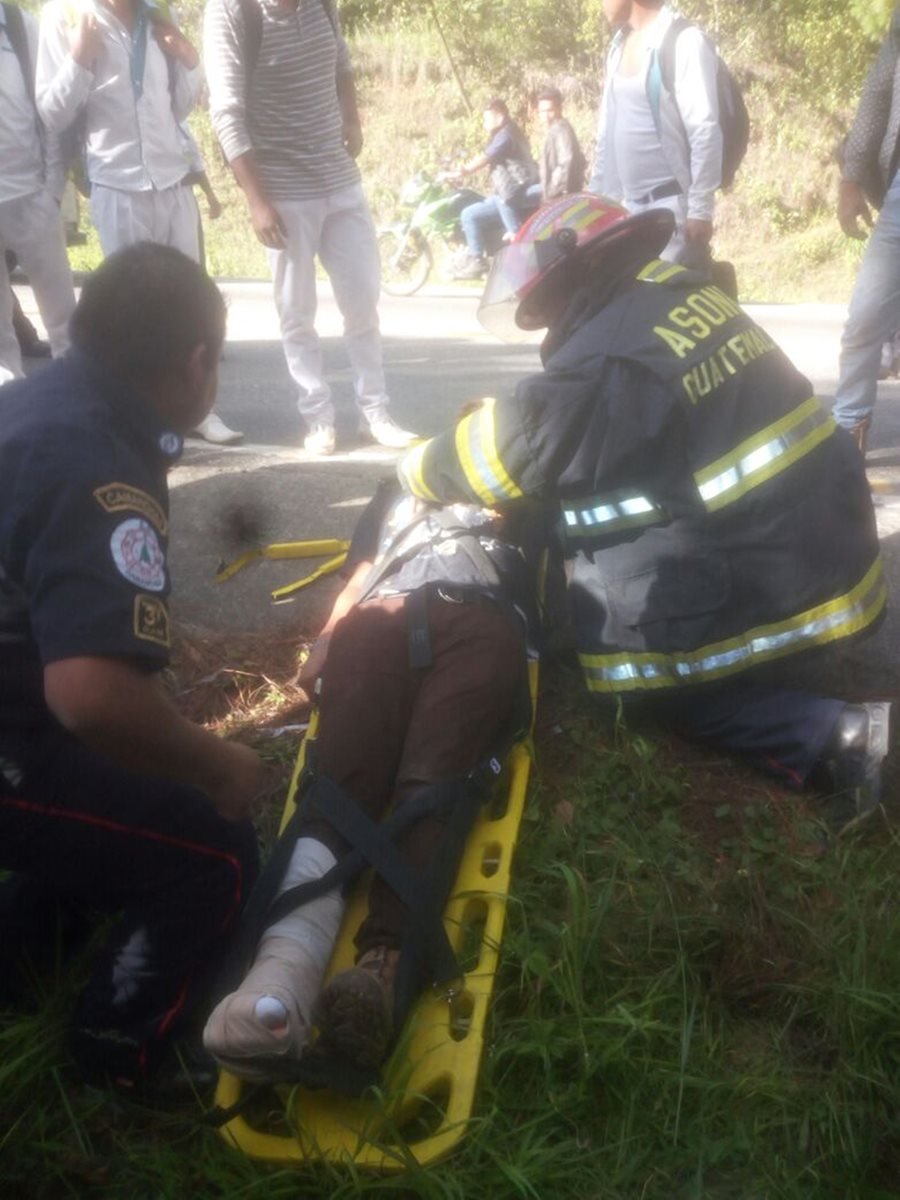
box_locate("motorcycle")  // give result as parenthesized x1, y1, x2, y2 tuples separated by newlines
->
(377, 172, 490, 296)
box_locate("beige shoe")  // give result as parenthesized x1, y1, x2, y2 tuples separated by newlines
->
(192, 412, 244, 445)
(304, 421, 336, 455)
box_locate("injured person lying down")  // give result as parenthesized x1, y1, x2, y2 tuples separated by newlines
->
(203, 478, 546, 1081)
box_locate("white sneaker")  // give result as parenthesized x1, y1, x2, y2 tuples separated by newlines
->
(192, 412, 244, 445)
(367, 413, 416, 449)
(304, 421, 336, 455)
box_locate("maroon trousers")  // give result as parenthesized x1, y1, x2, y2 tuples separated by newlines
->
(302, 590, 525, 953)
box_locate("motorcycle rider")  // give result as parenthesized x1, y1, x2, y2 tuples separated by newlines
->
(398, 194, 890, 834)
(452, 98, 539, 281)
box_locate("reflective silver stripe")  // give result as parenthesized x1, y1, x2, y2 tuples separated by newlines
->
(454, 399, 522, 505)
(562, 493, 663, 537)
(695, 399, 834, 512)
(579, 557, 887, 693)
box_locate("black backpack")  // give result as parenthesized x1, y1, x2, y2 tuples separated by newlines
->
(649, 17, 750, 190)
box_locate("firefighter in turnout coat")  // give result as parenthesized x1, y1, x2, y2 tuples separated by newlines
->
(397, 194, 891, 833)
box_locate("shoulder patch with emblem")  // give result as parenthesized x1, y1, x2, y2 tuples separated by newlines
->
(110, 518, 167, 592)
(94, 483, 168, 535)
(133, 594, 170, 647)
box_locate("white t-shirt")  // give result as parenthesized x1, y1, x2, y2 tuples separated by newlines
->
(611, 65, 676, 201)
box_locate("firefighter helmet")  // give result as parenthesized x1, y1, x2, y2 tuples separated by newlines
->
(477, 194, 674, 340)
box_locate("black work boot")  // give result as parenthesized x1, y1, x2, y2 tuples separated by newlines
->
(814, 702, 891, 835)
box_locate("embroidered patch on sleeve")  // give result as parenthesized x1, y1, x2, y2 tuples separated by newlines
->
(94, 483, 168, 535)
(110, 518, 167, 592)
(134, 594, 170, 647)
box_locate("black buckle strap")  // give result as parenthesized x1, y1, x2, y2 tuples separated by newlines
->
(406, 583, 432, 669)
(631, 180, 682, 205)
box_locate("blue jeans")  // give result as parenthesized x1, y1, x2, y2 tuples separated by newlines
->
(833, 170, 900, 429)
(460, 192, 531, 257)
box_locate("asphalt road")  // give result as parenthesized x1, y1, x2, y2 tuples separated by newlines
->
(12, 279, 900, 693)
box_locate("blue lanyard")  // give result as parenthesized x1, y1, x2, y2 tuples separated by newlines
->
(129, 1, 150, 101)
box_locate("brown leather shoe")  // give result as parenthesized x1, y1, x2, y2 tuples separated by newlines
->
(313, 945, 399, 1068)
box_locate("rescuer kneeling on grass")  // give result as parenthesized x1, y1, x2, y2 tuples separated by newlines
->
(397, 194, 891, 836)
(0, 244, 263, 1092)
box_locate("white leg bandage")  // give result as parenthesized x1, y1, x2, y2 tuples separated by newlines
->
(203, 837, 344, 1080)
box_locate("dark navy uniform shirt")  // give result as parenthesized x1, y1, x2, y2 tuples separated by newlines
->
(0, 352, 183, 731)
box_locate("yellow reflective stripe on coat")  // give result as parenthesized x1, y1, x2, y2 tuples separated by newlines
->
(398, 440, 440, 503)
(454, 397, 523, 506)
(695, 397, 834, 512)
(578, 556, 887, 693)
(563, 492, 664, 537)
(637, 259, 686, 284)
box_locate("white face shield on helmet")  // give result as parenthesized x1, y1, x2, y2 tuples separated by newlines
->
(476, 236, 572, 342)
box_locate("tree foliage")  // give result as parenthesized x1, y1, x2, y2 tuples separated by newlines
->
(341, 0, 892, 114)
(849, 0, 895, 40)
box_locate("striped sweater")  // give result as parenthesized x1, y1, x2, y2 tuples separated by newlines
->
(203, 0, 360, 201)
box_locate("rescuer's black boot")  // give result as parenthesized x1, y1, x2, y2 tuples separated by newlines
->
(813, 701, 891, 835)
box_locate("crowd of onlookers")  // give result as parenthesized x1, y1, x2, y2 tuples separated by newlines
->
(3, 0, 899, 454)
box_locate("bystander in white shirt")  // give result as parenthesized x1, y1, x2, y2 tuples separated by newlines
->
(37, 0, 201, 193)
(33, 0, 244, 444)
(0, 5, 74, 383)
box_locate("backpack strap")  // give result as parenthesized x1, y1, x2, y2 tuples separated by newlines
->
(236, 0, 262, 83)
(2, 3, 34, 107)
(657, 15, 691, 92)
(647, 16, 690, 135)
(318, 0, 337, 36)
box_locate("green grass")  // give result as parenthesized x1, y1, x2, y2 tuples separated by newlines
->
(2, 676, 898, 1198)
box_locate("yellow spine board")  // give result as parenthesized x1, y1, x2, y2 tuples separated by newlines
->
(214, 660, 538, 1169)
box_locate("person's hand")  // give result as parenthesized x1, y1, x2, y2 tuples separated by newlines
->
(151, 19, 199, 69)
(249, 195, 287, 248)
(69, 12, 101, 69)
(838, 180, 873, 240)
(207, 194, 223, 220)
(684, 217, 713, 245)
(208, 740, 266, 822)
(343, 120, 363, 159)
(457, 397, 487, 419)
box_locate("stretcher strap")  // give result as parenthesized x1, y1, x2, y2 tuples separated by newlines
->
(206, 771, 497, 1114)
(217, 767, 491, 1000)
(392, 772, 493, 1025)
(406, 584, 432, 669)
(273, 775, 483, 988)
